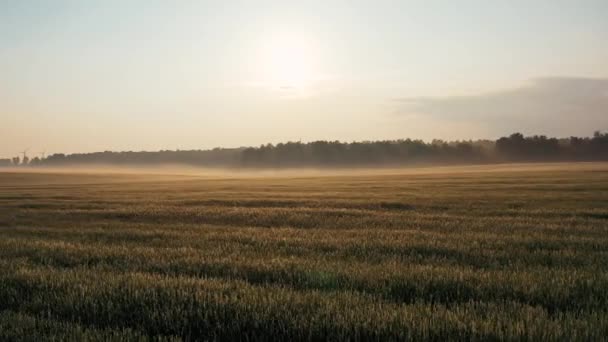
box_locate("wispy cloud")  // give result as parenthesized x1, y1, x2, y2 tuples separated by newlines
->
(397, 77, 608, 136)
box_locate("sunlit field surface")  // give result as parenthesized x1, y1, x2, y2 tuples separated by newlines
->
(1, 163, 607, 340)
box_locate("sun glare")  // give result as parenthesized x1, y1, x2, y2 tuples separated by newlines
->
(256, 33, 320, 91)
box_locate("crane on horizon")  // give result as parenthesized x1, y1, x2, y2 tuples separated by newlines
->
(20, 148, 30, 160)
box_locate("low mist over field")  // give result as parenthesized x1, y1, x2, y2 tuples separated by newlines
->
(2, 161, 607, 180)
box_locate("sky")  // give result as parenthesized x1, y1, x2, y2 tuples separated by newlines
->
(1, 0, 608, 158)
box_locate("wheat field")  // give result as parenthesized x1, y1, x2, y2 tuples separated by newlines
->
(1, 163, 607, 340)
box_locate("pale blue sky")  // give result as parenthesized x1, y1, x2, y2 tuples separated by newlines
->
(2, 1, 607, 157)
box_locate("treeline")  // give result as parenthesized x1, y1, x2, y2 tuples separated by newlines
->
(4, 132, 608, 168)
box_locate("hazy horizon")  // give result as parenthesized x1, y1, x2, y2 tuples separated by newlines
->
(2, 1, 608, 159)
(0, 130, 605, 158)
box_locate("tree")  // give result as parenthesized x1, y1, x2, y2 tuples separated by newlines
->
(23, 132, 608, 168)
(30, 157, 41, 166)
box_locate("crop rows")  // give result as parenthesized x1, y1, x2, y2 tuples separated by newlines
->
(0, 164, 607, 340)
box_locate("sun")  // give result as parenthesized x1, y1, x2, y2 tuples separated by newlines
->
(256, 33, 320, 90)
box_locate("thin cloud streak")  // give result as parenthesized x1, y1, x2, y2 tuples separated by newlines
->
(397, 77, 608, 136)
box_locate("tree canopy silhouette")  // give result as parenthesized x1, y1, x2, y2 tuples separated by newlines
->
(5, 132, 608, 168)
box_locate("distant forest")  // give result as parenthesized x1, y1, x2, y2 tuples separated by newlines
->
(2, 132, 608, 168)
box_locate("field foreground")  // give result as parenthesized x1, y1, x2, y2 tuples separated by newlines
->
(1, 163, 607, 340)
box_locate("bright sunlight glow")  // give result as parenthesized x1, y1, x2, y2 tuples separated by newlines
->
(256, 33, 320, 91)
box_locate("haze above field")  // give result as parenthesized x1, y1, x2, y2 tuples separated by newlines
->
(2, 1, 608, 158)
(5, 162, 606, 181)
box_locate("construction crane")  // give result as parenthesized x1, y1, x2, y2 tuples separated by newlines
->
(20, 148, 29, 160)
(19, 148, 30, 165)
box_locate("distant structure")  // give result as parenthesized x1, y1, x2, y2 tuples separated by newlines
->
(20, 148, 30, 166)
